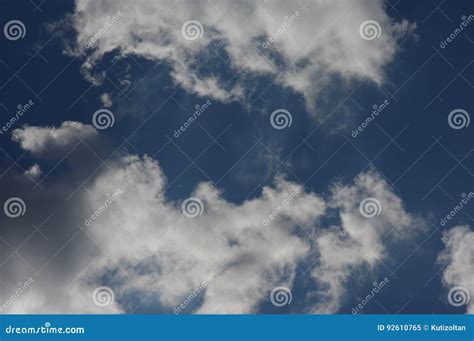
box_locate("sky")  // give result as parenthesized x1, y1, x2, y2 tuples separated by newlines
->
(0, 0, 473, 315)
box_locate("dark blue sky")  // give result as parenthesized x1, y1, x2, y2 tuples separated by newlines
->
(0, 0, 473, 314)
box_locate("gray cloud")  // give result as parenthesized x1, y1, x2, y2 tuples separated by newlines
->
(0, 124, 427, 313)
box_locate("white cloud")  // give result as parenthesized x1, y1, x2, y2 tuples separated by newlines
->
(81, 155, 326, 313)
(71, 0, 415, 113)
(438, 225, 474, 313)
(310, 171, 425, 313)
(24, 164, 43, 179)
(0, 145, 424, 313)
(100, 93, 113, 108)
(12, 121, 97, 155)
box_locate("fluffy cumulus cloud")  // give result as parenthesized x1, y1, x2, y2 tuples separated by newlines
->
(438, 226, 474, 313)
(310, 173, 425, 313)
(0, 123, 426, 313)
(70, 0, 415, 112)
(12, 121, 97, 155)
(24, 164, 43, 179)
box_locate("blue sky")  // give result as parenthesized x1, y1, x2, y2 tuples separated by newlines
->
(0, 0, 472, 315)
